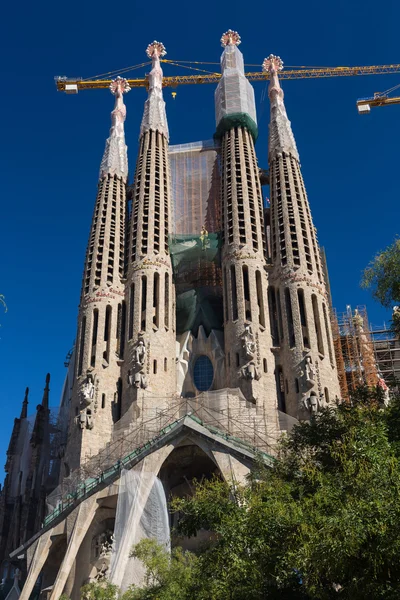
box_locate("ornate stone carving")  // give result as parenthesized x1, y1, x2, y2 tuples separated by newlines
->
(134, 338, 147, 367)
(302, 391, 320, 416)
(303, 356, 315, 385)
(242, 325, 256, 359)
(377, 372, 390, 407)
(77, 373, 96, 430)
(128, 370, 148, 390)
(240, 361, 261, 381)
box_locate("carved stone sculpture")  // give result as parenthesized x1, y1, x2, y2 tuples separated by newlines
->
(81, 373, 95, 408)
(377, 373, 390, 407)
(134, 338, 147, 366)
(242, 325, 256, 358)
(128, 369, 148, 389)
(304, 356, 315, 383)
(302, 391, 319, 415)
(241, 361, 261, 381)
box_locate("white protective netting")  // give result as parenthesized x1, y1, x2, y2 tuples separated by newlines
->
(215, 45, 257, 127)
(169, 140, 221, 236)
(109, 467, 170, 593)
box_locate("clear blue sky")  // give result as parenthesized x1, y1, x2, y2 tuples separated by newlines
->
(1, 0, 399, 478)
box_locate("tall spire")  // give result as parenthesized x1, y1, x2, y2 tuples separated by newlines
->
(99, 76, 131, 182)
(262, 55, 299, 161)
(215, 29, 257, 139)
(41, 373, 50, 410)
(140, 41, 169, 140)
(20, 387, 29, 419)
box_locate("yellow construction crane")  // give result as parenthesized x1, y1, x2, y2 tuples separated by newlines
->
(356, 82, 400, 114)
(55, 62, 400, 94)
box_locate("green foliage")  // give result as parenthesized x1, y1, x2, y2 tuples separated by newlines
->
(361, 238, 400, 308)
(121, 539, 198, 600)
(80, 392, 400, 599)
(80, 581, 118, 600)
(170, 392, 400, 599)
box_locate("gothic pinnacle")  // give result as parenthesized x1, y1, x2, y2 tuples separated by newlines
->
(99, 76, 130, 182)
(20, 387, 29, 419)
(140, 41, 169, 140)
(262, 54, 299, 161)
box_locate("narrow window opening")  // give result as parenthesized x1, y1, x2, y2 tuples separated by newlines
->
(284, 288, 296, 348)
(128, 284, 135, 340)
(256, 271, 266, 328)
(297, 289, 310, 349)
(120, 301, 126, 358)
(231, 266, 238, 321)
(268, 287, 279, 346)
(242, 266, 252, 322)
(312, 295, 324, 355)
(103, 305, 112, 363)
(263, 358, 267, 373)
(153, 272, 160, 328)
(164, 357, 167, 372)
(153, 359, 157, 374)
(91, 309, 99, 367)
(324, 387, 330, 404)
(295, 378, 299, 393)
(164, 273, 169, 329)
(236, 352, 240, 367)
(78, 316, 86, 376)
(276, 367, 286, 412)
(101, 394, 106, 409)
(223, 267, 229, 322)
(141, 276, 147, 331)
(276, 290, 284, 341)
(323, 303, 334, 365)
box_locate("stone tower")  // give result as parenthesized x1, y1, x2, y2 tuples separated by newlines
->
(65, 78, 130, 472)
(122, 42, 176, 413)
(215, 31, 278, 425)
(264, 55, 341, 418)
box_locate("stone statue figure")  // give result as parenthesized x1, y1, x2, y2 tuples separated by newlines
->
(135, 338, 147, 366)
(302, 391, 319, 415)
(200, 224, 209, 250)
(241, 362, 261, 381)
(304, 356, 315, 383)
(128, 369, 148, 389)
(353, 308, 364, 330)
(81, 373, 95, 407)
(242, 325, 256, 358)
(377, 372, 390, 407)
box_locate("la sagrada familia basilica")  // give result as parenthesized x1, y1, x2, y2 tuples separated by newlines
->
(0, 31, 341, 599)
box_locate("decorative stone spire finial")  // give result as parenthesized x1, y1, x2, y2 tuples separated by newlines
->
(220, 29, 241, 47)
(140, 41, 169, 140)
(20, 387, 29, 419)
(99, 76, 130, 182)
(262, 54, 299, 161)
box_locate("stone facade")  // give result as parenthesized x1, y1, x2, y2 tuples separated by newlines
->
(0, 33, 341, 600)
(264, 55, 341, 418)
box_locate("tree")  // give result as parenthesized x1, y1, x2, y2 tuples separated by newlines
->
(170, 393, 400, 599)
(361, 237, 400, 308)
(121, 539, 199, 600)
(77, 393, 400, 599)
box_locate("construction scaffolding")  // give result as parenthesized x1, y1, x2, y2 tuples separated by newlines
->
(44, 390, 282, 526)
(169, 141, 223, 335)
(332, 304, 400, 398)
(369, 323, 400, 389)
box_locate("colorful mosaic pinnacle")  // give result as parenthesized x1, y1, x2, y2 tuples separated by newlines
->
(262, 54, 284, 73)
(220, 29, 241, 47)
(109, 76, 131, 95)
(146, 41, 167, 59)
